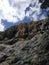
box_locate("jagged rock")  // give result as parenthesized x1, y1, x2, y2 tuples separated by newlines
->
(0, 18, 49, 42)
(0, 32, 4, 40)
(0, 18, 49, 65)
(0, 46, 5, 51)
(0, 53, 7, 63)
(0, 61, 9, 65)
(40, 0, 49, 9)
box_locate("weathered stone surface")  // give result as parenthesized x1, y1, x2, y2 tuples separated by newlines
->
(0, 53, 7, 63)
(0, 18, 49, 43)
(0, 18, 49, 65)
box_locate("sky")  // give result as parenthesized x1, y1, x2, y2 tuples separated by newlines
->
(0, 0, 49, 31)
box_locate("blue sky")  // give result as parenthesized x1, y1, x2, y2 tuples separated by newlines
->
(0, 0, 49, 31)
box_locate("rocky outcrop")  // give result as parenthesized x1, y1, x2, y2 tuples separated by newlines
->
(0, 18, 49, 41)
(0, 18, 49, 65)
(40, 0, 49, 9)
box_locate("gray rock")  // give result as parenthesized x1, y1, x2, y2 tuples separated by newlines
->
(0, 53, 7, 63)
(0, 18, 49, 65)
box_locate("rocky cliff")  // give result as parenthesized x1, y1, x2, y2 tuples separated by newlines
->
(40, 0, 49, 9)
(0, 18, 49, 65)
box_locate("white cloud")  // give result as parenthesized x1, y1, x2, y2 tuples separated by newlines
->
(0, 24, 4, 31)
(0, 0, 31, 31)
(0, 0, 31, 23)
(0, 0, 48, 31)
(25, 0, 48, 21)
(0, 19, 4, 31)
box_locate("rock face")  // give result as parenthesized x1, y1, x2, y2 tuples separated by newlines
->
(40, 0, 49, 9)
(0, 18, 49, 65)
